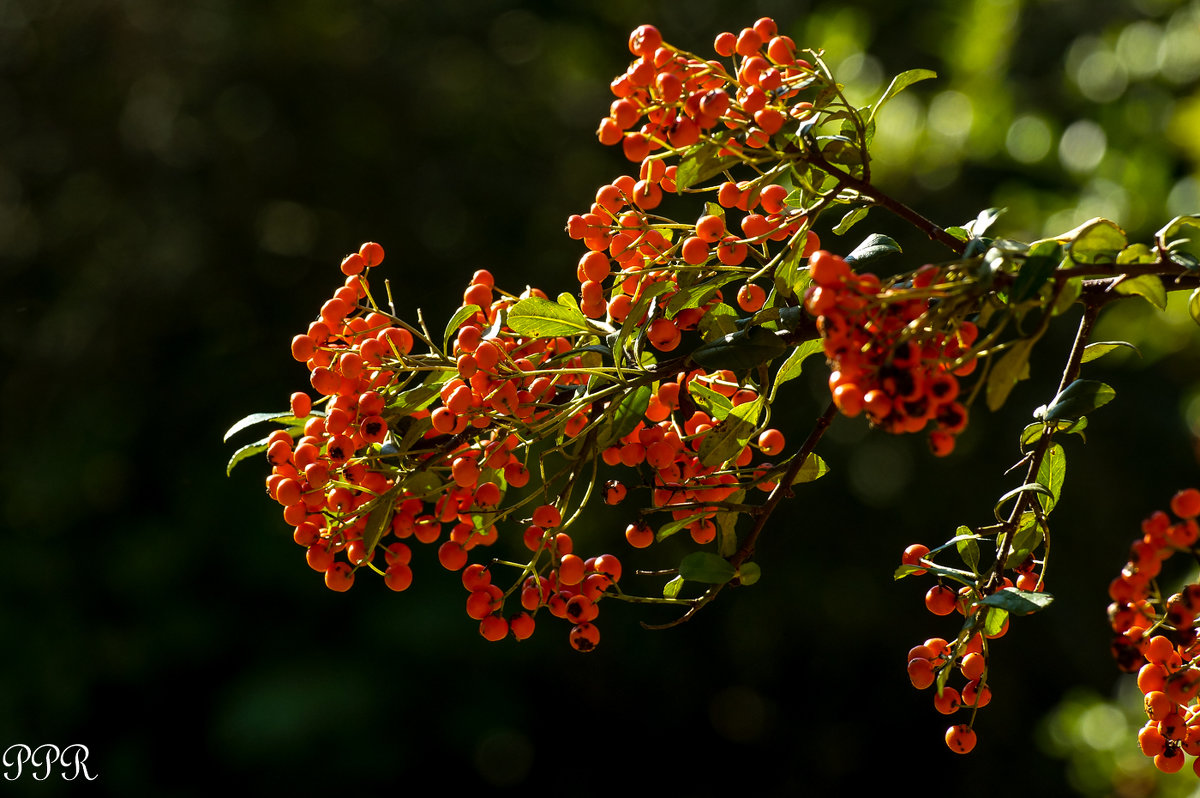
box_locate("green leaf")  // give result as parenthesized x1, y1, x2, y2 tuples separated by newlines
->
(1116, 243, 1156, 265)
(1010, 241, 1062, 305)
(893, 561, 976, 586)
(772, 339, 825, 395)
(957, 534, 980, 574)
(1060, 217, 1127, 264)
(774, 232, 811, 299)
(615, 281, 672, 369)
(678, 552, 737, 584)
(1036, 443, 1066, 514)
(224, 411, 305, 442)
(691, 326, 787, 371)
(1037, 379, 1115, 422)
(866, 68, 937, 126)
(666, 273, 743, 316)
(1019, 417, 1087, 448)
(663, 575, 684, 599)
(982, 606, 1010, 637)
(844, 233, 902, 265)
(1008, 512, 1044, 565)
(965, 208, 1004, 238)
(1158, 215, 1200, 268)
(1051, 276, 1082, 316)
(508, 297, 595, 338)
(674, 143, 740, 193)
(993, 483, 1054, 522)
(977, 587, 1054, 615)
(736, 562, 761, 586)
(832, 206, 869, 236)
(360, 483, 403, 557)
(986, 337, 1035, 412)
(698, 397, 762, 467)
(655, 515, 695, 542)
(687, 380, 733, 421)
(1080, 341, 1140, 363)
(790, 453, 829, 485)
(716, 495, 744, 558)
(596, 385, 652, 450)
(226, 441, 268, 476)
(1190, 287, 1200, 326)
(1114, 274, 1167, 310)
(443, 304, 482, 351)
(390, 375, 450, 415)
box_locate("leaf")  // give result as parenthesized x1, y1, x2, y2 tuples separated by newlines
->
(1019, 417, 1087, 448)
(964, 208, 1004, 238)
(993, 483, 1054, 522)
(772, 339, 825, 394)
(698, 397, 762, 467)
(1116, 243, 1156, 265)
(360, 484, 403, 557)
(678, 551, 737, 584)
(1051, 276, 1082, 316)
(1080, 341, 1140, 363)
(866, 68, 937, 126)
(655, 515, 695, 542)
(596, 385, 652, 450)
(1037, 379, 1115, 422)
(957, 534, 980, 574)
(1036, 443, 1066, 514)
(977, 587, 1054, 615)
(1114, 274, 1167, 310)
(982, 607, 1009, 637)
(790, 453, 829, 485)
(736, 562, 762, 586)
(1157, 215, 1200, 268)
(686, 380, 733, 421)
(666, 273, 743, 316)
(224, 411, 304, 442)
(226, 441, 268, 476)
(1008, 512, 1044, 565)
(832, 206, 869, 236)
(443, 304, 482, 351)
(716, 496, 744, 558)
(507, 297, 595, 338)
(773, 232, 811, 299)
(893, 561, 976, 586)
(1058, 217, 1127, 264)
(691, 325, 787, 371)
(1010, 241, 1062, 305)
(986, 338, 1035, 412)
(674, 143, 740, 193)
(1191, 287, 1200, 327)
(844, 233, 902, 265)
(663, 575, 684, 599)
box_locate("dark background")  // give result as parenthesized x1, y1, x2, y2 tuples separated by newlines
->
(2, 0, 1199, 795)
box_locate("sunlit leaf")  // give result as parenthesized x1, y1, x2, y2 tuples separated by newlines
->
(675, 143, 740, 193)
(663, 575, 684, 599)
(596, 385, 652, 450)
(224, 411, 303, 442)
(698, 397, 762, 467)
(773, 340, 824, 397)
(986, 338, 1035, 412)
(1019, 417, 1087, 448)
(1080, 341, 1140, 363)
(1036, 443, 1066, 514)
(686, 380, 733, 421)
(508, 297, 596, 337)
(679, 551, 737, 583)
(983, 606, 1009, 636)
(790, 453, 829, 485)
(957, 536, 980, 574)
(443, 304, 482, 351)
(1058, 217, 1127, 264)
(1190, 287, 1200, 327)
(978, 587, 1054, 615)
(866, 68, 937, 126)
(832, 206, 869, 236)
(226, 441, 268, 476)
(1114, 274, 1167, 310)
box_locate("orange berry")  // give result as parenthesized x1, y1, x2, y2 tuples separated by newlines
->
(1172, 489, 1200, 519)
(945, 724, 977, 754)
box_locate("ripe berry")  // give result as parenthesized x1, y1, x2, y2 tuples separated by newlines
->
(945, 724, 977, 754)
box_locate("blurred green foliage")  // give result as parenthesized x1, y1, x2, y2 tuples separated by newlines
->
(0, 0, 1198, 795)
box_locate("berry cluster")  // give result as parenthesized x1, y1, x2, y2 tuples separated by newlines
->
(1108, 489, 1200, 774)
(900, 543, 1013, 755)
(804, 250, 977, 455)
